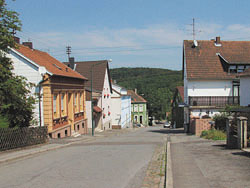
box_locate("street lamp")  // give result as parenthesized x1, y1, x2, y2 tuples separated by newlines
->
(91, 59, 112, 136)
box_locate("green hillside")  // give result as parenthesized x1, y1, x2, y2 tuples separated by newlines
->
(110, 67, 183, 120)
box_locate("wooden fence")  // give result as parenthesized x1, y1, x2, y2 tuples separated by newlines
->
(0, 127, 48, 151)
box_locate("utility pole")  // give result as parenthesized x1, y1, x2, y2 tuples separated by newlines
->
(66, 46, 71, 59)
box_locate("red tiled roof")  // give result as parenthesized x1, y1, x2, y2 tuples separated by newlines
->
(184, 40, 250, 80)
(176, 86, 184, 101)
(127, 90, 147, 103)
(14, 44, 86, 80)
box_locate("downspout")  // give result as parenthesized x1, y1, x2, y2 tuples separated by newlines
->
(37, 76, 49, 127)
(38, 84, 42, 127)
(37, 80, 44, 127)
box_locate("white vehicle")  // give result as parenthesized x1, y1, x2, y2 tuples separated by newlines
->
(163, 121, 170, 128)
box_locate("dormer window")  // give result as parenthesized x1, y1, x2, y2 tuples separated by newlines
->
(229, 66, 237, 73)
(237, 66, 245, 73)
(228, 65, 246, 74)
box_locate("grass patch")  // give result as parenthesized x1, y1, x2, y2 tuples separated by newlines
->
(201, 129, 226, 140)
(0, 115, 9, 128)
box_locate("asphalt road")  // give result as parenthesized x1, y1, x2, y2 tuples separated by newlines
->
(0, 126, 166, 188)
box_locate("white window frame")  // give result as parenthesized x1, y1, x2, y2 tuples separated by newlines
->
(53, 94, 57, 114)
(139, 104, 143, 112)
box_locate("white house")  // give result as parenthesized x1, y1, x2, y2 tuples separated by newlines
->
(68, 60, 113, 132)
(240, 68, 250, 106)
(7, 42, 46, 126)
(8, 39, 88, 138)
(111, 83, 131, 129)
(183, 37, 250, 130)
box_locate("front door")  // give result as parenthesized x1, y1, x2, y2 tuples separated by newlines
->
(140, 116, 143, 124)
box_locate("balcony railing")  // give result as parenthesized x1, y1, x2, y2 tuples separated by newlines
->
(189, 96, 240, 107)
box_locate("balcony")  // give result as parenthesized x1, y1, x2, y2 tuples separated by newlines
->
(189, 96, 240, 107)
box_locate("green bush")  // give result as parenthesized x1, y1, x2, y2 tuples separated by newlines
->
(201, 129, 226, 140)
(213, 113, 228, 131)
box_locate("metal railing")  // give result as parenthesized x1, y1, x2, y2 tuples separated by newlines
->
(0, 127, 47, 151)
(189, 96, 240, 107)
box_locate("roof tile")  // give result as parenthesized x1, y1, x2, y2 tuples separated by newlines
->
(184, 40, 250, 80)
(127, 90, 147, 103)
(14, 44, 86, 80)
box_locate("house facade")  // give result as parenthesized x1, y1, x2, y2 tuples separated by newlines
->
(240, 68, 250, 106)
(9, 40, 88, 138)
(85, 88, 102, 133)
(183, 37, 250, 131)
(111, 83, 131, 129)
(171, 86, 184, 128)
(67, 60, 113, 132)
(128, 89, 148, 126)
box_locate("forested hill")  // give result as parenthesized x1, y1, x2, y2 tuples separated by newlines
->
(110, 67, 183, 120)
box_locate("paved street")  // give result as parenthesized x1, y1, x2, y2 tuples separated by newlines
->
(168, 129, 250, 188)
(0, 126, 166, 188)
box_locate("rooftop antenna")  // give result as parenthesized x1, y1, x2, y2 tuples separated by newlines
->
(66, 46, 71, 59)
(192, 18, 195, 40)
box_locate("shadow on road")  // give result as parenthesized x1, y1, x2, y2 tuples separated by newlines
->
(148, 128, 185, 134)
(211, 144, 229, 150)
(232, 151, 250, 158)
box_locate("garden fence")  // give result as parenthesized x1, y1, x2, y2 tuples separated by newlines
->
(0, 127, 48, 151)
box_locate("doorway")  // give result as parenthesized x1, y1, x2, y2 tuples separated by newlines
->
(140, 116, 143, 124)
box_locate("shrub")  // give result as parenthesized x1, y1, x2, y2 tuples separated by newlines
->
(201, 129, 226, 140)
(213, 113, 227, 131)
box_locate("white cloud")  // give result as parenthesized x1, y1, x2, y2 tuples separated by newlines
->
(17, 22, 250, 68)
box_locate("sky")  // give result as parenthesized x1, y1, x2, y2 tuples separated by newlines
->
(6, 0, 250, 70)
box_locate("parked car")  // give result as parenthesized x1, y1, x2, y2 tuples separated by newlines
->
(163, 121, 170, 128)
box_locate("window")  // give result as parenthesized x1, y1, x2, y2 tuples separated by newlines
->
(134, 115, 138, 123)
(61, 93, 64, 111)
(80, 92, 83, 112)
(131, 106, 134, 112)
(82, 123, 84, 128)
(237, 66, 245, 73)
(65, 130, 68, 136)
(139, 105, 143, 112)
(53, 94, 58, 117)
(134, 105, 138, 112)
(229, 65, 237, 73)
(74, 93, 78, 113)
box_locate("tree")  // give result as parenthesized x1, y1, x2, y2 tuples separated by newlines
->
(0, 0, 35, 128)
(110, 67, 183, 120)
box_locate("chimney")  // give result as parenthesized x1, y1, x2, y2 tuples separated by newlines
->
(22, 42, 33, 49)
(215, 36, 220, 44)
(135, 88, 137, 94)
(13, 36, 20, 44)
(69, 57, 75, 70)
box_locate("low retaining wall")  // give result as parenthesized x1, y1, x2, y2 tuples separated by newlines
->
(190, 117, 212, 136)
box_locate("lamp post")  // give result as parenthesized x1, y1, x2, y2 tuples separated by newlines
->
(91, 59, 112, 136)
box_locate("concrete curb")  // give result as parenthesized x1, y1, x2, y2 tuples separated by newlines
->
(166, 141, 173, 188)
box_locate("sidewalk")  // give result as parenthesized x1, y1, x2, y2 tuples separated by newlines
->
(169, 130, 250, 188)
(0, 127, 137, 164)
